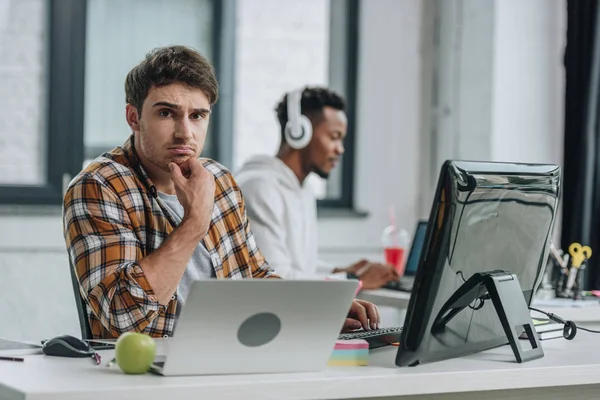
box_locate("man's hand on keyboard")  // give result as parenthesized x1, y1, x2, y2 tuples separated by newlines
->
(342, 299, 380, 332)
(333, 259, 399, 290)
(356, 263, 399, 290)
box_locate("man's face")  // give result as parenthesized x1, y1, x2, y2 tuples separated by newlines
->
(126, 82, 211, 173)
(303, 106, 347, 179)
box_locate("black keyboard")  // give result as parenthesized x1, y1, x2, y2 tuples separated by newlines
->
(338, 327, 403, 349)
(382, 277, 414, 292)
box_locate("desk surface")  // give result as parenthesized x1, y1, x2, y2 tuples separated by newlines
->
(360, 287, 600, 315)
(357, 288, 411, 308)
(2, 322, 600, 400)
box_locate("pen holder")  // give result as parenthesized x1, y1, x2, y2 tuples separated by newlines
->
(555, 259, 586, 300)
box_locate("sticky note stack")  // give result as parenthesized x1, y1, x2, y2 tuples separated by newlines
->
(327, 339, 369, 366)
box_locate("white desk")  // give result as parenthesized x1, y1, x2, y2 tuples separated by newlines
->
(357, 288, 411, 308)
(2, 321, 600, 400)
(360, 288, 600, 316)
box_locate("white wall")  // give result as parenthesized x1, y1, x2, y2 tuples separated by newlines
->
(428, 0, 565, 166)
(491, 0, 565, 166)
(318, 0, 423, 266)
(232, 0, 330, 172)
(423, 0, 566, 244)
(0, 216, 79, 341)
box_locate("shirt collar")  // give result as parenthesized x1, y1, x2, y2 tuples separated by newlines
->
(121, 133, 159, 198)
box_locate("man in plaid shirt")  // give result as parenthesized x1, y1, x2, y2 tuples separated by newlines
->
(63, 45, 379, 339)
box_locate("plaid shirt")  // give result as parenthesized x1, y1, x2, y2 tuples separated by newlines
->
(63, 135, 278, 339)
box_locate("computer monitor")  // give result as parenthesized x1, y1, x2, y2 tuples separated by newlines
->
(404, 220, 428, 276)
(395, 160, 561, 367)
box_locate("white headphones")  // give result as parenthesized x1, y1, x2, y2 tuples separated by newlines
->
(284, 88, 313, 149)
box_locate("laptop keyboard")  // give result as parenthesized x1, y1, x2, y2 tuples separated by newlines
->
(338, 326, 403, 349)
(382, 277, 414, 292)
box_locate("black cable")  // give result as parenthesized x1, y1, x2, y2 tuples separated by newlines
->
(578, 326, 600, 334)
(528, 306, 551, 316)
(529, 306, 600, 339)
(455, 271, 486, 310)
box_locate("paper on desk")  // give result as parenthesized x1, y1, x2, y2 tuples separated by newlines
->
(0, 348, 43, 357)
(0, 337, 43, 357)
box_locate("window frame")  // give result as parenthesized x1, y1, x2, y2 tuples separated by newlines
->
(317, 0, 360, 210)
(0, 0, 86, 206)
(1, 0, 234, 206)
(209, 0, 236, 169)
(1, 0, 349, 208)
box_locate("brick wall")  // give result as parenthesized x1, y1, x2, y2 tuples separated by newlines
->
(232, 0, 330, 171)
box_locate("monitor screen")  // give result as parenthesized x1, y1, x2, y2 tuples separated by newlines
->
(396, 160, 560, 367)
(405, 221, 427, 276)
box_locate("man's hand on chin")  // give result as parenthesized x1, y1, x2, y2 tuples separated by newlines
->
(342, 299, 380, 332)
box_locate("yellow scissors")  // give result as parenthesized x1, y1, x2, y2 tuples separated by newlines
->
(568, 242, 592, 268)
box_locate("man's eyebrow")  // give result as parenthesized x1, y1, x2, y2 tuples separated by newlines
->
(152, 101, 211, 114)
(152, 101, 180, 109)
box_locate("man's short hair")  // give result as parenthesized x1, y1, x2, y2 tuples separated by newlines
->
(275, 86, 345, 141)
(125, 45, 219, 115)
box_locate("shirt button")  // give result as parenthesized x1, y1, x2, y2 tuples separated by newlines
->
(171, 295, 176, 301)
(163, 334, 169, 338)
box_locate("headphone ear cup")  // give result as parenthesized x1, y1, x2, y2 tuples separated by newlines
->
(284, 115, 313, 149)
(563, 321, 577, 340)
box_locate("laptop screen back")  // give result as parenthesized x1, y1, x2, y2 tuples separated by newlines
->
(405, 221, 427, 276)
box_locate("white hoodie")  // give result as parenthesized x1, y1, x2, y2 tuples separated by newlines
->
(235, 155, 320, 279)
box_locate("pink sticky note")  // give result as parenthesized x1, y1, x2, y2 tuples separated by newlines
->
(334, 339, 369, 350)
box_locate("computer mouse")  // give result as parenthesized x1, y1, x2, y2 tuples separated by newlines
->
(42, 334, 95, 358)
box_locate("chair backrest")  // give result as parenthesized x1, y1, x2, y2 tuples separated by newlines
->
(68, 260, 93, 339)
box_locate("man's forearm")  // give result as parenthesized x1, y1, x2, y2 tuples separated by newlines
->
(139, 218, 207, 305)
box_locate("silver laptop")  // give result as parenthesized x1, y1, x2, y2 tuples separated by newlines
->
(150, 279, 359, 376)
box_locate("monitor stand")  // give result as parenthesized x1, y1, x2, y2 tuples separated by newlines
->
(431, 270, 543, 363)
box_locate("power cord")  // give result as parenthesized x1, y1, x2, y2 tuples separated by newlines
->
(529, 306, 600, 340)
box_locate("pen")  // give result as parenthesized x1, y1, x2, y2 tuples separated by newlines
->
(0, 356, 24, 362)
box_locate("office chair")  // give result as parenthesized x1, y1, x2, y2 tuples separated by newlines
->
(68, 260, 93, 340)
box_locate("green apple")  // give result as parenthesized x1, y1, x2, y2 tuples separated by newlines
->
(115, 332, 156, 374)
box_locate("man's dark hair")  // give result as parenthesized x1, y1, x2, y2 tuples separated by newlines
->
(125, 45, 219, 115)
(275, 86, 345, 141)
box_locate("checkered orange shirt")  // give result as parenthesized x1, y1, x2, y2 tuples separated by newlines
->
(63, 135, 278, 339)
